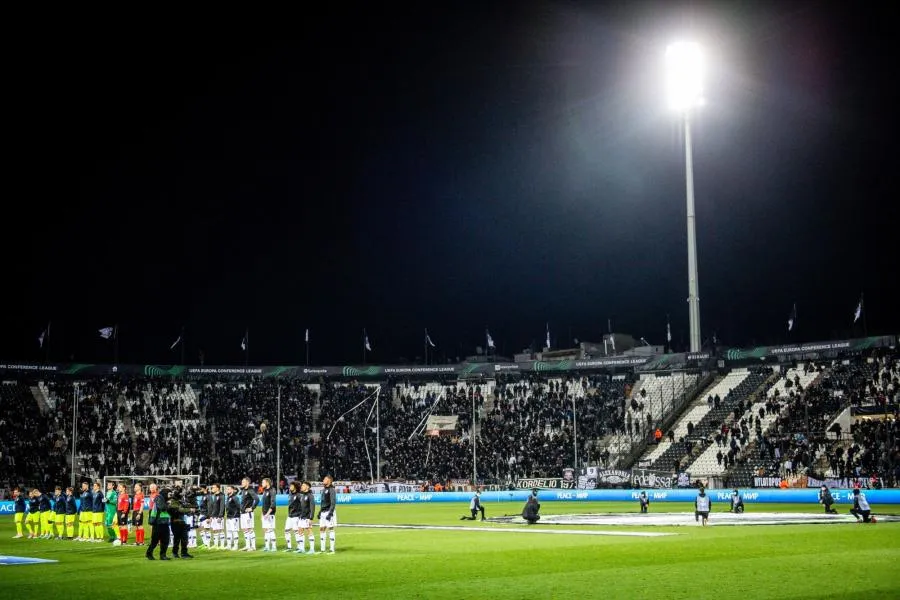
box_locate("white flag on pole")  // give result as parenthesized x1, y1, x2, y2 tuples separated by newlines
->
(425, 329, 435, 347)
(99, 326, 115, 340)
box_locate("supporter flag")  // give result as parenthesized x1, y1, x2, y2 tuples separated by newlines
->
(38, 322, 50, 348)
(99, 326, 116, 340)
(787, 303, 797, 332)
(546, 323, 551, 350)
(425, 329, 435, 348)
(305, 328, 309, 343)
(170, 334, 182, 350)
(241, 330, 247, 351)
(666, 316, 672, 343)
(853, 294, 863, 323)
(486, 330, 495, 349)
(364, 330, 372, 352)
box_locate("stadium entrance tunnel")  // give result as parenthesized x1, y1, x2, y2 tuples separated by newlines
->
(485, 512, 900, 527)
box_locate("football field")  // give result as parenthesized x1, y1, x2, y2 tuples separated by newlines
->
(1, 501, 899, 599)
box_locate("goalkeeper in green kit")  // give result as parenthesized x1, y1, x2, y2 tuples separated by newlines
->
(104, 481, 119, 542)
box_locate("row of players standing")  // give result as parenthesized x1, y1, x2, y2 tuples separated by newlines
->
(145, 475, 338, 560)
(12, 480, 138, 542)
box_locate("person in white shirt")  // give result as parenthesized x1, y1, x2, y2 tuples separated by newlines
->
(695, 487, 712, 526)
(850, 488, 876, 523)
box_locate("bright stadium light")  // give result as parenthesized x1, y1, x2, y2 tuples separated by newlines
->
(666, 41, 705, 111)
(666, 40, 705, 353)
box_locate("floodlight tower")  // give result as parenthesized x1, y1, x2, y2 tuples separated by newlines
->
(666, 41, 705, 353)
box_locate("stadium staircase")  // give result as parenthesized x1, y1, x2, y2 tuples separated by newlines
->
(30, 384, 52, 413)
(724, 366, 824, 486)
(638, 369, 762, 472)
(684, 369, 780, 477)
(609, 372, 712, 470)
(303, 387, 323, 480)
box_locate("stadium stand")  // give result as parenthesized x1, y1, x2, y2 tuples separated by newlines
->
(639, 369, 757, 471)
(1, 351, 897, 494)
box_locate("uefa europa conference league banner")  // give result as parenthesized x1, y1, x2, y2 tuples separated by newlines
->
(0, 356, 651, 378)
(0, 336, 893, 379)
(2, 488, 899, 514)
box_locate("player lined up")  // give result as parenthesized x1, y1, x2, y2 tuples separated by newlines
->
(12, 475, 340, 554)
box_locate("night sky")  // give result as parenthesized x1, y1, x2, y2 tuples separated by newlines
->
(6, 4, 898, 366)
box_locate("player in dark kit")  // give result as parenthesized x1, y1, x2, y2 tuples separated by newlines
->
(53, 486, 65, 539)
(299, 481, 316, 554)
(12, 488, 26, 538)
(197, 485, 211, 548)
(64, 487, 78, 539)
(730, 489, 745, 513)
(261, 478, 278, 551)
(317, 475, 337, 553)
(239, 478, 259, 551)
(210, 484, 225, 549)
(38, 488, 53, 538)
(639, 491, 650, 514)
(77, 481, 92, 541)
(224, 485, 241, 551)
(27, 489, 40, 538)
(285, 482, 302, 552)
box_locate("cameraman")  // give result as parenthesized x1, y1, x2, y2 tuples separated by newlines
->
(168, 484, 195, 559)
(522, 488, 541, 524)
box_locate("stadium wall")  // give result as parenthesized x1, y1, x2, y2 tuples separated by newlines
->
(3, 488, 899, 514)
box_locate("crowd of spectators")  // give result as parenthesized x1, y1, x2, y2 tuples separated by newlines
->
(748, 353, 900, 486)
(198, 378, 314, 484)
(1, 353, 897, 493)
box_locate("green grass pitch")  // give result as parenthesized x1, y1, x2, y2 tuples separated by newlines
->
(1, 502, 898, 599)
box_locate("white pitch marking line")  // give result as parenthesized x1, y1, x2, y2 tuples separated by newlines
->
(342, 524, 675, 537)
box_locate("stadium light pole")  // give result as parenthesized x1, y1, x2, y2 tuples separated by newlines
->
(70, 383, 79, 488)
(666, 41, 705, 353)
(472, 393, 477, 487)
(176, 391, 181, 474)
(376, 386, 381, 481)
(276, 385, 282, 487)
(572, 395, 578, 471)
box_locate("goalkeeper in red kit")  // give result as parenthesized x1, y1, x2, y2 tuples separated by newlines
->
(116, 483, 131, 544)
